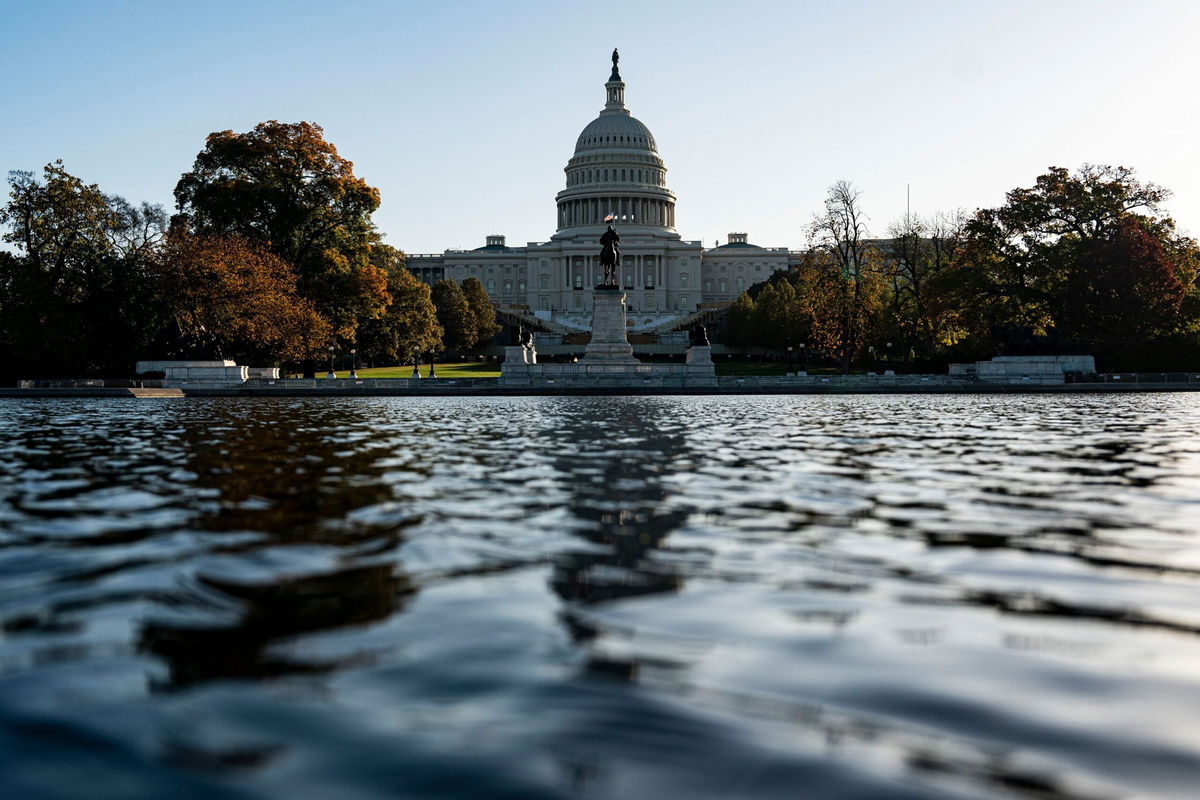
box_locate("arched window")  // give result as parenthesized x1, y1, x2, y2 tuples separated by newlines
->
(736, 277, 744, 291)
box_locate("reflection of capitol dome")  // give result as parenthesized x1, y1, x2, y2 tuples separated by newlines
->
(555, 57, 677, 235)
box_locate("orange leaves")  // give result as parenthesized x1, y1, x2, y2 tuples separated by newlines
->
(158, 230, 332, 361)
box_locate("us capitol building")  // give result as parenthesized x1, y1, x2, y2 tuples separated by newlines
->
(406, 52, 798, 333)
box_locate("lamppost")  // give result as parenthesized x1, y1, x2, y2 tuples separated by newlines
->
(868, 345, 877, 373)
(787, 345, 794, 375)
(800, 342, 807, 373)
(428, 353, 437, 379)
(885, 341, 892, 372)
(349, 348, 358, 379)
(326, 345, 336, 378)
(411, 358, 421, 379)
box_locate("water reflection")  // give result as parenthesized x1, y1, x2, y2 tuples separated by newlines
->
(548, 400, 689, 607)
(1, 395, 1200, 799)
(141, 562, 412, 689)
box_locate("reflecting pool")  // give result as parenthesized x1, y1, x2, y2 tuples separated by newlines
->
(1, 394, 1199, 798)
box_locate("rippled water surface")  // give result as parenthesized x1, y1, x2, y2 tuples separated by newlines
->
(2, 394, 1200, 799)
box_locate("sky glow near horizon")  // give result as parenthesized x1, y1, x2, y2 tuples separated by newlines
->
(2, 0, 1199, 253)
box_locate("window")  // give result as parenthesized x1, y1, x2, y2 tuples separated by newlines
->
(719, 279, 727, 293)
(645, 273, 654, 289)
(518, 281, 526, 292)
(574, 295, 582, 309)
(540, 259, 548, 268)
(504, 281, 512, 292)
(487, 279, 495, 290)
(574, 274, 583, 289)
(540, 276, 549, 289)
(624, 273, 633, 288)
(680, 272, 689, 288)
(540, 297, 550, 310)
(704, 280, 713, 292)
(736, 277, 744, 291)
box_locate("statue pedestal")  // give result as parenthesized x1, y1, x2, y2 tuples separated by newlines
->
(503, 345, 535, 365)
(686, 346, 713, 365)
(581, 288, 637, 364)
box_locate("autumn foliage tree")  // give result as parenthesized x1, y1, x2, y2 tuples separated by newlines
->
(173, 121, 391, 365)
(156, 229, 330, 363)
(357, 244, 443, 365)
(808, 180, 885, 369)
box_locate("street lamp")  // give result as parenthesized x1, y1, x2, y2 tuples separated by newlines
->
(349, 348, 358, 379)
(800, 342, 807, 373)
(411, 358, 421, 379)
(787, 345, 794, 376)
(326, 345, 336, 378)
(868, 345, 877, 373)
(428, 353, 437, 379)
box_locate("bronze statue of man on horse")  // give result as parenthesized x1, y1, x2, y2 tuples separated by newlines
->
(599, 223, 620, 287)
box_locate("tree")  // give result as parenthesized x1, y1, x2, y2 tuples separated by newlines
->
(431, 279, 476, 352)
(173, 121, 390, 357)
(0, 161, 167, 379)
(357, 245, 443, 365)
(154, 229, 331, 363)
(808, 181, 884, 369)
(723, 291, 757, 347)
(955, 164, 1199, 358)
(461, 276, 501, 347)
(883, 210, 967, 356)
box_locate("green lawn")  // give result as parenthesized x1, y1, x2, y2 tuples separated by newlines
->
(319, 362, 501, 379)
(300, 360, 856, 380)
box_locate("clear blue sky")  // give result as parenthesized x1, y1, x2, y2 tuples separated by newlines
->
(2, 0, 1198, 253)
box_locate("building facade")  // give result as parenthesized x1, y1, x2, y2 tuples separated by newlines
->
(407, 55, 797, 331)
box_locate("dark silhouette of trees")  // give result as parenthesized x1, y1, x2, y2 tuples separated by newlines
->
(954, 164, 1200, 360)
(461, 276, 501, 347)
(431, 279, 476, 351)
(0, 162, 167, 379)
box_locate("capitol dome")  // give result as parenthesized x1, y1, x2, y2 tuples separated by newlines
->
(554, 53, 677, 236)
(573, 114, 658, 154)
